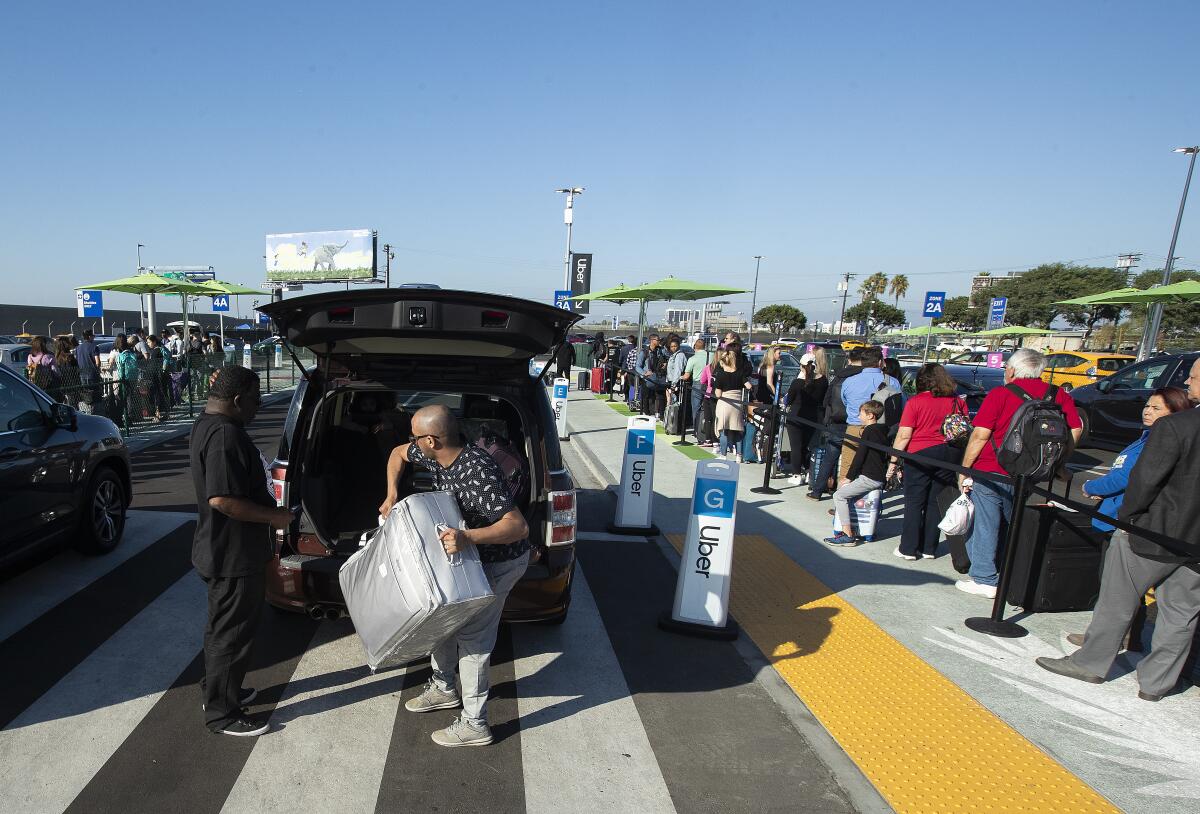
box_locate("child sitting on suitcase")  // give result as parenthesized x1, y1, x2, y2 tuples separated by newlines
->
(825, 400, 887, 547)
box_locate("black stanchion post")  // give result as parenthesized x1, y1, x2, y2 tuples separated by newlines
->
(751, 404, 782, 495)
(673, 379, 692, 446)
(965, 474, 1030, 638)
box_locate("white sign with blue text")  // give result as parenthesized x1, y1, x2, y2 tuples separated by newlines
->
(923, 291, 946, 318)
(552, 377, 570, 440)
(670, 459, 739, 628)
(614, 415, 657, 530)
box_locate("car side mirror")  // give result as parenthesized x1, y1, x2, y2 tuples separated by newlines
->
(50, 402, 77, 431)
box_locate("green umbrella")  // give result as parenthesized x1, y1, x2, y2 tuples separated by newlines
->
(201, 279, 262, 296)
(1084, 279, 1200, 304)
(571, 283, 645, 302)
(1053, 288, 1142, 306)
(971, 325, 1054, 336)
(573, 277, 748, 350)
(889, 324, 962, 337)
(76, 271, 215, 336)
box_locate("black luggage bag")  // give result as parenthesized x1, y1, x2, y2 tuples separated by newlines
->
(1006, 503, 1105, 612)
(577, 370, 590, 391)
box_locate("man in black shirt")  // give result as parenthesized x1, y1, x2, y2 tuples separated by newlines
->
(379, 404, 530, 747)
(190, 366, 292, 737)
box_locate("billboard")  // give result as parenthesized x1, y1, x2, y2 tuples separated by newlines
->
(266, 229, 375, 282)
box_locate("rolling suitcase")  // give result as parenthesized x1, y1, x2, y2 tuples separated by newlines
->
(1006, 503, 1104, 612)
(590, 366, 604, 393)
(831, 489, 883, 541)
(577, 370, 590, 391)
(664, 393, 684, 435)
(339, 491, 495, 671)
(808, 438, 826, 487)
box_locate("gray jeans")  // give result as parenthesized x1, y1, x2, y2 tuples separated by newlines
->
(833, 475, 883, 530)
(431, 550, 530, 726)
(1071, 531, 1200, 696)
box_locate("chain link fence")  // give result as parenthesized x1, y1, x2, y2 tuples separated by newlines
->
(26, 347, 316, 437)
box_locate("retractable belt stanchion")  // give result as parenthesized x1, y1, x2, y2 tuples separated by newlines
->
(660, 458, 740, 639)
(552, 377, 570, 442)
(751, 404, 781, 495)
(965, 474, 1031, 638)
(608, 414, 661, 536)
(672, 380, 693, 447)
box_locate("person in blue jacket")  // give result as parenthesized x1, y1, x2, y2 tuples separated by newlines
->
(1071, 386, 1192, 649)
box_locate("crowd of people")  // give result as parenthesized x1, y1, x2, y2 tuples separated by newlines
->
(21, 326, 238, 426)
(593, 334, 1200, 701)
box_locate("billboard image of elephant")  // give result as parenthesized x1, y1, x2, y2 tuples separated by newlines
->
(266, 229, 376, 282)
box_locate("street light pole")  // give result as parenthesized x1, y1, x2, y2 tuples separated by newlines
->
(835, 272, 855, 342)
(1140, 146, 1198, 361)
(555, 187, 584, 293)
(382, 243, 395, 288)
(749, 256, 764, 343)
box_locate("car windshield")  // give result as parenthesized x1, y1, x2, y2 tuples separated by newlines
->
(1109, 360, 1172, 390)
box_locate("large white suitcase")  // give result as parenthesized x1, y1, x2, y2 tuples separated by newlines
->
(831, 488, 882, 541)
(340, 491, 495, 671)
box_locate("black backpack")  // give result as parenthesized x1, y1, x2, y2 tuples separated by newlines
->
(992, 384, 1069, 480)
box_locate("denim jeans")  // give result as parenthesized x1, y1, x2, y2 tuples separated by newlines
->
(965, 478, 1014, 587)
(740, 421, 759, 463)
(431, 551, 530, 726)
(691, 390, 705, 442)
(718, 429, 743, 456)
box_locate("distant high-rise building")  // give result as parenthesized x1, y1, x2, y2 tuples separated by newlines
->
(664, 308, 698, 327)
(969, 270, 1027, 307)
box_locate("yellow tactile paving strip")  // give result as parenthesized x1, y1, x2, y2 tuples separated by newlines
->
(666, 534, 1119, 814)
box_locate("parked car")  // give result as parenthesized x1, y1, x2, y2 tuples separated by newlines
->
(0, 365, 131, 568)
(946, 350, 1012, 367)
(1070, 352, 1198, 449)
(0, 343, 32, 373)
(899, 365, 990, 416)
(259, 289, 581, 624)
(1041, 351, 1134, 392)
(940, 363, 1006, 392)
(0, 335, 20, 345)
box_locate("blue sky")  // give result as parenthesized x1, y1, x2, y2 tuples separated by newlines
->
(2, 1, 1197, 325)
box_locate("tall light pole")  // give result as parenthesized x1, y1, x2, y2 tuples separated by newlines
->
(749, 255, 764, 342)
(1140, 146, 1198, 360)
(555, 187, 584, 294)
(835, 271, 855, 342)
(382, 243, 395, 288)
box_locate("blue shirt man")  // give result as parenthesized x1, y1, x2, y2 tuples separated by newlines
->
(841, 348, 898, 426)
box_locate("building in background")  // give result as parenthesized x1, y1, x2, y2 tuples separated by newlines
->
(664, 308, 698, 327)
(969, 270, 1026, 306)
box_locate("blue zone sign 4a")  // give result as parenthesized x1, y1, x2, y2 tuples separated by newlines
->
(211, 295, 230, 312)
(923, 291, 946, 318)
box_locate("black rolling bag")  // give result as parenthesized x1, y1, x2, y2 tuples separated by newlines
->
(1006, 499, 1105, 612)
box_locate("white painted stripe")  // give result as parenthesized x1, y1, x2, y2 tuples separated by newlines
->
(0, 510, 192, 643)
(220, 621, 405, 814)
(0, 572, 205, 814)
(512, 566, 676, 814)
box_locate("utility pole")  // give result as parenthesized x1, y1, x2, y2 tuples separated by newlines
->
(749, 256, 764, 343)
(382, 243, 394, 288)
(1140, 146, 1198, 360)
(555, 187, 584, 293)
(836, 272, 855, 342)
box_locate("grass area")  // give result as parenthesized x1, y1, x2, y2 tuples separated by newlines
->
(594, 394, 716, 460)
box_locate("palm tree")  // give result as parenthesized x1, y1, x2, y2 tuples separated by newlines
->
(888, 274, 909, 305)
(859, 272, 888, 302)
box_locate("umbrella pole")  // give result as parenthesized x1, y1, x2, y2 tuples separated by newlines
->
(146, 293, 157, 337)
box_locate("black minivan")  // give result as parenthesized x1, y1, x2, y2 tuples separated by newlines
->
(258, 289, 581, 624)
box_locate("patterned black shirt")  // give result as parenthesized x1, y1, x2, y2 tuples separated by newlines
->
(407, 442, 530, 563)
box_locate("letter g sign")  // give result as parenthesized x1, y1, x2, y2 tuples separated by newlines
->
(703, 488, 726, 511)
(693, 478, 736, 518)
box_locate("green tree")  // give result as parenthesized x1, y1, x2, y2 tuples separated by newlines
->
(936, 296, 986, 331)
(989, 263, 1127, 333)
(754, 304, 807, 334)
(1129, 268, 1200, 340)
(859, 271, 889, 302)
(888, 274, 909, 305)
(844, 300, 906, 334)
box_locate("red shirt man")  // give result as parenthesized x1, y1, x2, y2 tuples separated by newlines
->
(968, 378, 1083, 475)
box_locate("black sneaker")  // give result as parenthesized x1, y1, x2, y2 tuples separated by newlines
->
(202, 687, 258, 711)
(213, 713, 269, 737)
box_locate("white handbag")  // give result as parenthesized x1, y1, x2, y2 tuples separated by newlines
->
(938, 493, 974, 536)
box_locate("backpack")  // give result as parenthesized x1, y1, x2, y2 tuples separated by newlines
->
(475, 434, 529, 501)
(992, 384, 1069, 480)
(652, 349, 669, 378)
(874, 378, 903, 428)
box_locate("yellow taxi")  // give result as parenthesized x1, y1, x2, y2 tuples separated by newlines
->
(1042, 351, 1135, 391)
(841, 339, 869, 351)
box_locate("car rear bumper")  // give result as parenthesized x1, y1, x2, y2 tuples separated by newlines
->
(265, 545, 575, 622)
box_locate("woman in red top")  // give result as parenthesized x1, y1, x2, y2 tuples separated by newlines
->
(888, 364, 964, 560)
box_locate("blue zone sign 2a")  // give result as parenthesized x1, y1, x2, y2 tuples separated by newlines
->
(923, 291, 946, 318)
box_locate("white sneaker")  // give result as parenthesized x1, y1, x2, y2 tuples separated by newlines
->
(788, 475, 803, 486)
(893, 547, 918, 561)
(955, 579, 997, 599)
(921, 553, 936, 560)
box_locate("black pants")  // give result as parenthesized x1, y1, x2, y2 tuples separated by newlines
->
(899, 443, 961, 557)
(201, 572, 265, 730)
(785, 416, 817, 475)
(809, 427, 845, 498)
(555, 362, 571, 383)
(642, 382, 666, 418)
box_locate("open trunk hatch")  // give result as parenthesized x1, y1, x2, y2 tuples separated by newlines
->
(258, 289, 581, 362)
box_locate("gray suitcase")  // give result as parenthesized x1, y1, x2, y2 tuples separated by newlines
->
(339, 491, 495, 672)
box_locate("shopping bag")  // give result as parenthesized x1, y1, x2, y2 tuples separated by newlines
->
(938, 493, 974, 537)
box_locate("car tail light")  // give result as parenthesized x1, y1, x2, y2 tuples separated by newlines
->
(327, 306, 354, 323)
(548, 489, 576, 546)
(1085, 366, 1097, 376)
(271, 464, 288, 507)
(481, 309, 509, 328)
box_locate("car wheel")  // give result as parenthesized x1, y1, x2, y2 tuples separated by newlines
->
(1060, 382, 1073, 392)
(76, 468, 127, 555)
(1077, 409, 1091, 446)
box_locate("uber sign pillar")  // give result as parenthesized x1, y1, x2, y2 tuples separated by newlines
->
(608, 415, 660, 536)
(569, 253, 591, 314)
(660, 459, 739, 640)
(552, 377, 570, 441)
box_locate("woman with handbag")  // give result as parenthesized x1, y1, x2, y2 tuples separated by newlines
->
(887, 363, 966, 561)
